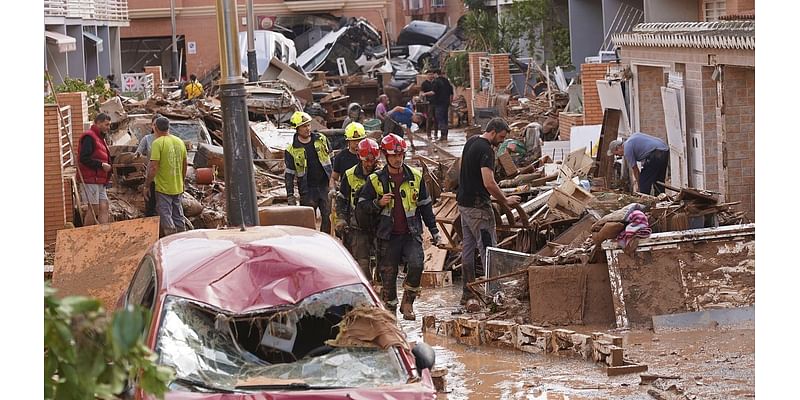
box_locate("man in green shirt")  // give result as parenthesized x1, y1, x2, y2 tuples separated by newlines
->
(144, 117, 188, 236)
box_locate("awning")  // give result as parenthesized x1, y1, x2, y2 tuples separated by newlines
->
(45, 30, 76, 53)
(83, 31, 103, 52)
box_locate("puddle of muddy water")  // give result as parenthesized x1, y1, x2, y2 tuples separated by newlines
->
(397, 278, 754, 400)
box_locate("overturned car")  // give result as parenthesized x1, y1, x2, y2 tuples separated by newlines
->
(297, 18, 388, 76)
(120, 225, 436, 399)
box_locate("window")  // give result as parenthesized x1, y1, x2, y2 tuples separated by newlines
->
(126, 255, 156, 311)
(408, 0, 422, 10)
(704, 0, 726, 21)
(431, 0, 445, 7)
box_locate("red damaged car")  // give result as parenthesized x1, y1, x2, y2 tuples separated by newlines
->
(121, 225, 437, 399)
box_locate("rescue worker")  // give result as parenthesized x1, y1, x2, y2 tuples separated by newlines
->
(335, 138, 381, 281)
(357, 133, 442, 320)
(285, 111, 334, 234)
(329, 122, 367, 199)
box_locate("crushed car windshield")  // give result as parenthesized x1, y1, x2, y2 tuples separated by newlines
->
(155, 284, 409, 392)
(169, 123, 205, 144)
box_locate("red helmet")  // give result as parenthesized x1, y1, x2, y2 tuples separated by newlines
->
(381, 133, 407, 155)
(357, 138, 380, 161)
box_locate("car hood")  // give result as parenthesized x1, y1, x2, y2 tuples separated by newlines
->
(397, 21, 447, 46)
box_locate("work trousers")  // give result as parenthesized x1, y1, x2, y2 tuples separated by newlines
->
(156, 192, 186, 236)
(639, 149, 670, 195)
(300, 185, 331, 234)
(377, 233, 424, 308)
(434, 103, 449, 140)
(344, 228, 376, 281)
(459, 205, 497, 297)
(145, 181, 157, 217)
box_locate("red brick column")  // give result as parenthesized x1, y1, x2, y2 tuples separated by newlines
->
(56, 91, 88, 150)
(490, 53, 511, 92)
(45, 105, 68, 245)
(581, 63, 610, 125)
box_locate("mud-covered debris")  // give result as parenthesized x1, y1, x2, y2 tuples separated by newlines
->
(327, 306, 410, 351)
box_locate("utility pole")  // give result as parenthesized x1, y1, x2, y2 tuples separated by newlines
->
(215, 0, 259, 226)
(170, 0, 179, 79)
(246, 0, 258, 82)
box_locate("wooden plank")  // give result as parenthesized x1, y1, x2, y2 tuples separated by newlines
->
(52, 217, 160, 309)
(420, 271, 453, 288)
(606, 361, 648, 377)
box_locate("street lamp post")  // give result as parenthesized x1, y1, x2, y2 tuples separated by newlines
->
(246, 0, 258, 82)
(215, 0, 259, 227)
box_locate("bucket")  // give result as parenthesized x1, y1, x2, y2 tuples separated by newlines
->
(195, 167, 214, 185)
(363, 118, 382, 131)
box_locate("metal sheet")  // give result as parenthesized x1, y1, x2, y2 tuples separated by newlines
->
(52, 217, 160, 309)
(652, 306, 755, 333)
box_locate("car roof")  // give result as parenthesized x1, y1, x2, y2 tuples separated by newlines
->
(152, 225, 366, 314)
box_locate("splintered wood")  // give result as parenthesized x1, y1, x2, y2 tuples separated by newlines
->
(423, 315, 647, 375)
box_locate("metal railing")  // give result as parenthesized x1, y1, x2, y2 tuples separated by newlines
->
(45, 0, 128, 22)
(600, 2, 643, 52)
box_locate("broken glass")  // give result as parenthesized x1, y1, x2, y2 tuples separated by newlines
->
(156, 284, 409, 392)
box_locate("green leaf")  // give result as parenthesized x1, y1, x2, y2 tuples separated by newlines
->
(112, 306, 145, 354)
(60, 296, 103, 315)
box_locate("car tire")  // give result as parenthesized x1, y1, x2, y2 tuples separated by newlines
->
(417, 53, 431, 70)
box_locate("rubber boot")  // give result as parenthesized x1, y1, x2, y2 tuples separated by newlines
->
(380, 267, 398, 316)
(400, 291, 417, 321)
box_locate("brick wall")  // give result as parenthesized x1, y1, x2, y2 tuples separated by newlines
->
(558, 112, 583, 140)
(581, 63, 610, 125)
(722, 66, 755, 220)
(56, 92, 88, 151)
(636, 65, 667, 142)
(490, 54, 511, 92)
(45, 105, 68, 245)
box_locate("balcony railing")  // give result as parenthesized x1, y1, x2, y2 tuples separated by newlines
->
(45, 0, 129, 22)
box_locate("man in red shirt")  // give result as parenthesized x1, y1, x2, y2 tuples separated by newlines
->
(77, 113, 113, 226)
(356, 134, 441, 320)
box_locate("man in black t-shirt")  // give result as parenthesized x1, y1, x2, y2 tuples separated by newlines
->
(456, 117, 521, 305)
(420, 70, 437, 138)
(431, 69, 454, 141)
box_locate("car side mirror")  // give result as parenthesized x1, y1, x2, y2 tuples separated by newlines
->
(412, 342, 436, 371)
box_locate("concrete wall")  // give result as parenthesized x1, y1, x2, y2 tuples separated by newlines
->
(643, 0, 698, 23)
(722, 66, 755, 220)
(568, 0, 604, 71)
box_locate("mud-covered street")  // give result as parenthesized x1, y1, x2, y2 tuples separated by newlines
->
(400, 282, 755, 399)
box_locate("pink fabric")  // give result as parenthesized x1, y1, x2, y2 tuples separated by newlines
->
(616, 210, 651, 247)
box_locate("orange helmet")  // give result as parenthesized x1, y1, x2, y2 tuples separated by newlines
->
(381, 133, 407, 155)
(357, 138, 380, 161)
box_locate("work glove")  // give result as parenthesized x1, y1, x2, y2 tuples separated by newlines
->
(287, 195, 298, 206)
(431, 231, 442, 246)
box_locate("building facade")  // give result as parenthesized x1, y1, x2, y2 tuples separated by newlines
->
(45, 0, 130, 85)
(611, 0, 755, 219)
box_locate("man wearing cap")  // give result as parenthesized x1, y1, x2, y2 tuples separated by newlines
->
(342, 102, 364, 129)
(336, 138, 381, 282)
(285, 111, 334, 233)
(356, 133, 441, 320)
(607, 132, 670, 195)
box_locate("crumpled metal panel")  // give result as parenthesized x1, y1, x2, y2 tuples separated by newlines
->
(154, 226, 367, 314)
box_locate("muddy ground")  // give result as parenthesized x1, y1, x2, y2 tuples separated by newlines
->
(398, 281, 754, 400)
